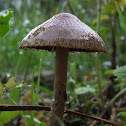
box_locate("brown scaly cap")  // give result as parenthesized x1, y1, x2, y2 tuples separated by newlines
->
(19, 13, 107, 53)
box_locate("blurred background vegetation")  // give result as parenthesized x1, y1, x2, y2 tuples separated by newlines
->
(0, 0, 126, 126)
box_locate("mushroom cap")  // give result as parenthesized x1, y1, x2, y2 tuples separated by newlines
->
(20, 13, 107, 53)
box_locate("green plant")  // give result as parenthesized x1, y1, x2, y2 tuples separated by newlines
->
(0, 9, 14, 38)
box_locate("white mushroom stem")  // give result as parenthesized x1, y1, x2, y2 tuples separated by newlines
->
(49, 47, 69, 126)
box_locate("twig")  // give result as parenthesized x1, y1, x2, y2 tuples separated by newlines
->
(66, 110, 120, 126)
(116, 107, 126, 112)
(89, 110, 107, 126)
(111, 107, 116, 122)
(89, 87, 126, 126)
(0, 105, 121, 126)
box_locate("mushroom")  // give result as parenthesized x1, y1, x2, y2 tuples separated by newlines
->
(19, 13, 107, 126)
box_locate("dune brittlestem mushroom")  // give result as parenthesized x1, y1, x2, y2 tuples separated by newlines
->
(50, 47, 68, 125)
(19, 13, 107, 126)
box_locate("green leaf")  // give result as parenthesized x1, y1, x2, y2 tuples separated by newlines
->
(115, 1, 126, 33)
(118, 112, 126, 118)
(0, 111, 20, 125)
(0, 9, 14, 38)
(37, 122, 46, 126)
(0, 82, 4, 101)
(7, 88, 21, 104)
(5, 77, 16, 89)
(74, 87, 95, 95)
(113, 65, 126, 81)
(105, 69, 114, 75)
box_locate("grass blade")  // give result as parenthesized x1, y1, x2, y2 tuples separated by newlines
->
(30, 66, 36, 126)
(115, 1, 126, 33)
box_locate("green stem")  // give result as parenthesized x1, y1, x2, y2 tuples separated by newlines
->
(67, 0, 75, 15)
(5, 38, 10, 67)
(96, 0, 104, 108)
(14, 54, 22, 76)
(30, 66, 36, 126)
(109, 87, 126, 107)
(24, 52, 32, 81)
(6, 93, 27, 126)
(36, 54, 43, 101)
(115, 1, 126, 33)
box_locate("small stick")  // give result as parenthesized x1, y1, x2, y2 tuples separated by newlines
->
(116, 107, 126, 112)
(0, 105, 121, 126)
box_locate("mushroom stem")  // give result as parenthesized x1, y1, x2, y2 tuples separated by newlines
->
(49, 47, 69, 126)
